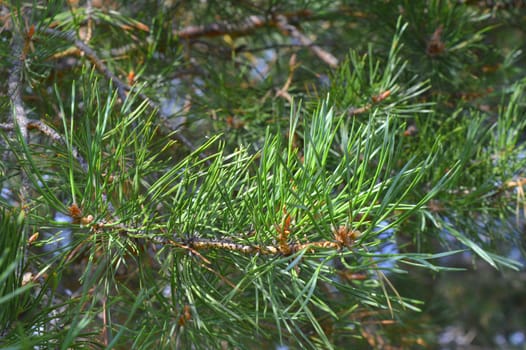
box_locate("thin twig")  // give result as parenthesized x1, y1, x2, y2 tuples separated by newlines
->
(0, 123, 16, 131)
(275, 54, 298, 103)
(348, 90, 392, 117)
(8, 33, 29, 138)
(165, 236, 354, 256)
(84, 0, 93, 44)
(101, 296, 108, 347)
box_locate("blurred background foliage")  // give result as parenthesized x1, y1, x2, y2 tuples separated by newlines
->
(1, 0, 526, 349)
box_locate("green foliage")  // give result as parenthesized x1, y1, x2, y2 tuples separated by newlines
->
(1, 0, 525, 349)
(0, 210, 32, 331)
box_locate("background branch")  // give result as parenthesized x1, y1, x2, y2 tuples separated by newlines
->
(7, 23, 30, 200)
(173, 10, 338, 67)
(275, 15, 339, 68)
(173, 10, 313, 39)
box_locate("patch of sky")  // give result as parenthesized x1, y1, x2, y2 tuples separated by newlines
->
(249, 49, 276, 81)
(437, 216, 473, 265)
(36, 174, 51, 188)
(1, 187, 16, 206)
(41, 211, 73, 257)
(372, 220, 399, 271)
(509, 331, 525, 346)
(159, 78, 188, 129)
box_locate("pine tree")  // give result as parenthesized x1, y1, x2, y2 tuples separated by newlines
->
(1, 1, 525, 348)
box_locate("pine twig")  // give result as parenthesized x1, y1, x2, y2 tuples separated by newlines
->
(347, 90, 392, 116)
(93, 221, 359, 256)
(42, 28, 201, 156)
(275, 54, 298, 103)
(176, 237, 351, 255)
(84, 0, 93, 44)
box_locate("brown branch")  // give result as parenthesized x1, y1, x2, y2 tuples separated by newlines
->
(275, 54, 298, 103)
(275, 15, 339, 68)
(169, 236, 353, 256)
(95, 222, 359, 257)
(174, 11, 338, 68)
(84, 0, 93, 44)
(347, 105, 372, 116)
(175, 15, 269, 39)
(505, 177, 526, 188)
(173, 11, 312, 39)
(347, 90, 392, 117)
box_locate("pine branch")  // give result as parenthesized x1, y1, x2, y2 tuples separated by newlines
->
(1, 120, 88, 172)
(91, 221, 359, 256)
(1, 2, 525, 348)
(174, 10, 313, 39)
(7, 22, 30, 200)
(274, 15, 339, 68)
(173, 10, 338, 67)
(42, 27, 202, 157)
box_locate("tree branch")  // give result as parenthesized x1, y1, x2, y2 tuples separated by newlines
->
(93, 222, 359, 256)
(274, 15, 339, 68)
(8, 24, 30, 200)
(173, 11, 315, 39)
(173, 11, 339, 68)
(1, 120, 89, 172)
(175, 15, 270, 39)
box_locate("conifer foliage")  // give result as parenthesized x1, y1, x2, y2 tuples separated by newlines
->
(1, 1, 525, 349)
